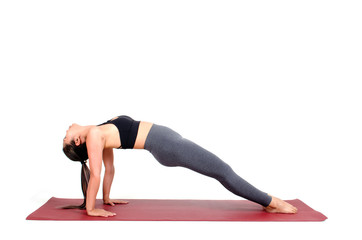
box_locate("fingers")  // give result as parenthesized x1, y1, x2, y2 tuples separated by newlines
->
(103, 201, 114, 206)
(104, 200, 129, 206)
(87, 209, 116, 217)
(100, 211, 116, 217)
(104, 211, 116, 217)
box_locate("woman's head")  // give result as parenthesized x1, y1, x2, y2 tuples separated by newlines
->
(63, 140, 88, 162)
(63, 123, 88, 162)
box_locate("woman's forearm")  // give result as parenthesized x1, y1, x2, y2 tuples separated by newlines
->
(86, 174, 101, 213)
(103, 167, 115, 200)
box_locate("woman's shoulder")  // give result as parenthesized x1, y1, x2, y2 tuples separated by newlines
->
(88, 126, 104, 141)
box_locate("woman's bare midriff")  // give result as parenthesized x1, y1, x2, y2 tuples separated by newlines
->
(133, 121, 153, 149)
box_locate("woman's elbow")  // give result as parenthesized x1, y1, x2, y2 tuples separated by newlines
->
(105, 166, 115, 175)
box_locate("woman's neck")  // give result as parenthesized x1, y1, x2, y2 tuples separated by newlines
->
(80, 125, 96, 143)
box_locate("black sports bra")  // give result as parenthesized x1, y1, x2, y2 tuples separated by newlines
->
(99, 115, 140, 149)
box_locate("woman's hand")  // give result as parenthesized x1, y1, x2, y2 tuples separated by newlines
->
(87, 208, 116, 217)
(103, 198, 129, 206)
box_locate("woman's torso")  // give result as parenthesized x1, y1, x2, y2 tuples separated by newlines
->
(97, 115, 153, 150)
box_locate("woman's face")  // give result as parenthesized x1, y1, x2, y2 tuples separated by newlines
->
(63, 123, 81, 147)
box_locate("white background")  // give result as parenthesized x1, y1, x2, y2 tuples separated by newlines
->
(1, 0, 361, 239)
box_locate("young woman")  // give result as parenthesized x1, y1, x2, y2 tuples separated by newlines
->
(63, 115, 297, 217)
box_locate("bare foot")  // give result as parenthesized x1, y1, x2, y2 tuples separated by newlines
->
(264, 196, 298, 214)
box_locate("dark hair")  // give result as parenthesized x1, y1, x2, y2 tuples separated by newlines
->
(62, 141, 90, 209)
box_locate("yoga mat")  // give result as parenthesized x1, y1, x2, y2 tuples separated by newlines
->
(26, 198, 327, 221)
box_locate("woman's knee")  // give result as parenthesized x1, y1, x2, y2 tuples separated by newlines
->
(213, 164, 235, 182)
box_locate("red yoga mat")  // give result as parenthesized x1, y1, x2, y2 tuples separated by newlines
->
(26, 197, 327, 221)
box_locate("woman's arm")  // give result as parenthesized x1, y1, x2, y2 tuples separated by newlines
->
(86, 128, 116, 217)
(102, 148, 129, 206)
(102, 148, 115, 202)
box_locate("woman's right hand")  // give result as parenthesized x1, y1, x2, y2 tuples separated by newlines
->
(87, 208, 116, 217)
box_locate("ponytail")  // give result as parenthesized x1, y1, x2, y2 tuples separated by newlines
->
(62, 141, 90, 210)
(79, 161, 90, 209)
(62, 161, 90, 209)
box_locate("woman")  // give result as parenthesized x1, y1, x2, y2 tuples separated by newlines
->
(63, 115, 297, 217)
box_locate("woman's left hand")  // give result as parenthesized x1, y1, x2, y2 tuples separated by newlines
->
(103, 199, 129, 206)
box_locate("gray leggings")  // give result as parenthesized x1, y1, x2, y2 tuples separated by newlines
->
(144, 124, 272, 207)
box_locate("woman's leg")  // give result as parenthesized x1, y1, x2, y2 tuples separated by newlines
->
(145, 124, 272, 207)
